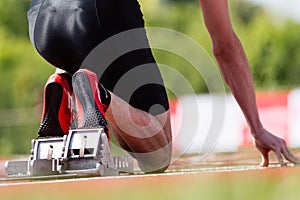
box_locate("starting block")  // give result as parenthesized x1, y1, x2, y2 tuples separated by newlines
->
(5, 128, 134, 178)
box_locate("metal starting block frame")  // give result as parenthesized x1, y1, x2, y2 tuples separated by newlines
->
(5, 128, 134, 178)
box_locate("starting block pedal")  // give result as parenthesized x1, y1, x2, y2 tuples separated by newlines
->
(5, 128, 134, 178)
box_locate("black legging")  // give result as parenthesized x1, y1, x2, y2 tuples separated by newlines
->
(28, 0, 169, 115)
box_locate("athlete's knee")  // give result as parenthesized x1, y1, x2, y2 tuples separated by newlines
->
(134, 143, 172, 173)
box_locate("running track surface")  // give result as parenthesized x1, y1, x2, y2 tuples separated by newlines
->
(1, 148, 300, 200)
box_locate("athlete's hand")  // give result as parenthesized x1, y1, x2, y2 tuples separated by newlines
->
(253, 128, 300, 167)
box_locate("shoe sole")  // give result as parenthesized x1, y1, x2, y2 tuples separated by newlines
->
(72, 71, 106, 129)
(38, 83, 65, 137)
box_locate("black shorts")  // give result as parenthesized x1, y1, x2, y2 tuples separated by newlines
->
(28, 0, 169, 115)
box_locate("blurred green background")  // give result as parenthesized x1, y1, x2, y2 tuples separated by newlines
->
(1, 0, 300, 155)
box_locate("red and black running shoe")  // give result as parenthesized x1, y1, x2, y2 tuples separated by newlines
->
(38, 73, 73, 137)
(72, 69, 110, 139)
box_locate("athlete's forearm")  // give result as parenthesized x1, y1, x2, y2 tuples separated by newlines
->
(213, 34, 263, 136)
(199, 0, 264, 136)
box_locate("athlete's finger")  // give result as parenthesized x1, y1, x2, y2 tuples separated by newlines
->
(255, 142, 269, 167)
(281, 146, 300, 164)
(275, 150, 286, 166)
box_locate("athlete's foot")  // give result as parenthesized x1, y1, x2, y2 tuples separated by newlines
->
(38, 73, 73, 137)
(72, 69, 110, 139)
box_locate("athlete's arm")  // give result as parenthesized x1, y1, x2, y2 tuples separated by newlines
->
(198, 0, 299, 166)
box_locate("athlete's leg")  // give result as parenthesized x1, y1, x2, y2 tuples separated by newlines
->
(97, 0, 173, 173)
(28, 0, 172, 172)
(28, 0, 108, 137)
(106, 94, 172, 173)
